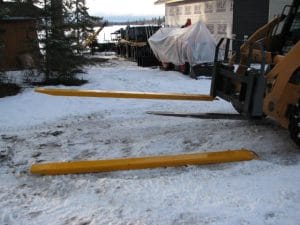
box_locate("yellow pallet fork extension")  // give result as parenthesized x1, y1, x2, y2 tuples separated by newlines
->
(35, 88, 214, 101)
(30, 149, 257, 175)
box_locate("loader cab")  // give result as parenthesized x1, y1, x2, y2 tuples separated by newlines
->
(274, 1, 300, 54)
(288, 6, 300, 43)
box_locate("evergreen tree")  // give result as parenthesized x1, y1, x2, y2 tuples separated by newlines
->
(64, 0, 102, 53)
(1, 0, 102, 85)
(38, 0, 102, 85)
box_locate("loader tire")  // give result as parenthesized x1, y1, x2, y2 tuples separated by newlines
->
(288, 101, 300, 146)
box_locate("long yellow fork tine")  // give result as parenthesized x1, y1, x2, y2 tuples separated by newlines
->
(35, 88, 214, 101)
(30, 149, 258, 175)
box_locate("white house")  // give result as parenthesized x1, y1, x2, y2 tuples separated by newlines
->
(155, 0, 292, 41)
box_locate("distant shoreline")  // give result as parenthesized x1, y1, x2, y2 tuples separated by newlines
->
(103, 15, 164, 24)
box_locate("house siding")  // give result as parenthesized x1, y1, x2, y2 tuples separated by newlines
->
(164, 0, 291, 42)
(165, 0, 233, 41)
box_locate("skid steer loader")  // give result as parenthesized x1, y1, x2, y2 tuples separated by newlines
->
(210, 0, 300, 145)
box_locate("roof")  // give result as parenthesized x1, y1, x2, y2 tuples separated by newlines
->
(154, 0, 209, 5)
(154, 0, 185, 4)
(0, 17, 36, 21)
(0, 2, 42, 19)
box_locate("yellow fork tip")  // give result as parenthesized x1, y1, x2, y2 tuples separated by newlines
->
(35, 87, 46, 93)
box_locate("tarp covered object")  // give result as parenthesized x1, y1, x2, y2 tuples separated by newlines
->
(148, 21, 216, 66)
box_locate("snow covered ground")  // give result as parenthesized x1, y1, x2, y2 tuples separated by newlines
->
(0, 58, 300, 225)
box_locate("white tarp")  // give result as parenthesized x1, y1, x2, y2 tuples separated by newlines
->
(148, 21, 216, 66)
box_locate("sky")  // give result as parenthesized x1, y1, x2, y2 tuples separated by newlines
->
(86, 0, 165, 20)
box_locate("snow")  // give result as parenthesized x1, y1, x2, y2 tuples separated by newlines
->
(96, 25, 125, 43)
(0, 58, 300, 225)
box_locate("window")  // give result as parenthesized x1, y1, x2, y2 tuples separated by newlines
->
(217, 24, 227, 34)
(205, 2, 213, 13)
(194, 4, 201, 14)
(176, 7, 182, 15)
(185, 6, 191, 15)
(291, 7, 300, 32)
(216, 0, 226, 13)
(169, 7, 175, 16)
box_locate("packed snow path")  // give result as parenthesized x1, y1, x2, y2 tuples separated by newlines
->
(0, 58, 299, 225)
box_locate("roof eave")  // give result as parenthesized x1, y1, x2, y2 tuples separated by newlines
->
(154, 0, 185, 5)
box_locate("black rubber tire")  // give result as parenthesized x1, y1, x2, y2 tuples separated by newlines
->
(288, 101, 300, 146)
